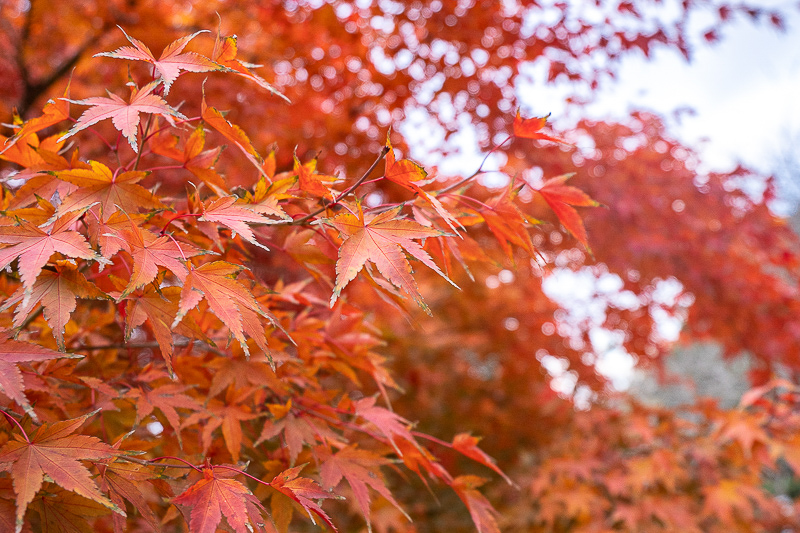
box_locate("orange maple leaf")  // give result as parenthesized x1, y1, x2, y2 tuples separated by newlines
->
(212, 28, 290, 102)
(0, 413, 123, 532)
(384, 137, 461, 233)
(96, 27, 219, 94)
(0, 82, 70, 156)
(54, 160, 162, 219)
(2, 261, 106, 350)
(327, 204, 457, 312)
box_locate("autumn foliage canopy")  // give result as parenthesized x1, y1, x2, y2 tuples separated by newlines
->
(1, 1, 800, 532)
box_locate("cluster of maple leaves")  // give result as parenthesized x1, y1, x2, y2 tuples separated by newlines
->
(0, 26, 599, 533)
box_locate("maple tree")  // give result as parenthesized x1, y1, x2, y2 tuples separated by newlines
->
(1, 1, 799, 532)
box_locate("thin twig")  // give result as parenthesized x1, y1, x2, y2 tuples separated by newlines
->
(437, 134, 512, 195)
(287, 145, 390, 226)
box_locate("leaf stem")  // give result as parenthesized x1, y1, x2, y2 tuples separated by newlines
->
(1, 409, 30, 443)
(133, 114, 154, 171)
(213, 465, 272, 487)
(437, 134, 512, 195)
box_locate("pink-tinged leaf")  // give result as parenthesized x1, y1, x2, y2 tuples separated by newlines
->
(327, 204, 457, 313)
(0, 210, 99, 293)
(199, 196, 273, 250)
(59, 81, 187, 153)
(452, 434, 515, 486)
(0, 413, 123, 532)
(319, 445, 410, 528)
(96, 27, 219, 94)
(172, 467, 267, 533)
(354, 396, 417, 457)
(115, 222, 200, 298)
(451, 476, 500, 533)
(270, 465, 339, 532)
(0, 334, 81, 421)
(513, 110, 571, 145)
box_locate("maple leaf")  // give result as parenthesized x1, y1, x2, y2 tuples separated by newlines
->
(114, 221, 201, 298)
(100, 461, 160, 533)
(2, 261, 106, 350)
(256, 412, 338, 465)
(451, 476, 500, 533)
(123, 284, 206, 374)
(534, 173, 600, 250)
(354, 396, 417, 457)
(513, 110, 571, 145)
(319, 445, 410, 529)
(174, 261, 273, 358)
(53, 160, 162, 220)
(327, 204, 458, 312)
(32, 488, 111, 533)
(8, 149, 89, 210)
(172, 467, 267, 533)
(0, 412, 123, 532)
(270, 464, 339, 531)
(452, 434, 515, 486)
(212, 28, 290, 102)
(293, 155, 337, 199)
(480, 180, 538, 258)
(148, 124, 226, 188)
(59, 81, 187, 153)
(0, 82, 70, 156)
(126, 382, 202, 446)
(384, 139, 461, 233)
(0, 209, 100, 294)
(199, 196, 274, 250)
(0, 334, 80, 421)
(201, 88, 265, 176)
(96, 27, 219, 94)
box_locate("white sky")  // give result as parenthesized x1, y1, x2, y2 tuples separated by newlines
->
(585, 4, 800, 174)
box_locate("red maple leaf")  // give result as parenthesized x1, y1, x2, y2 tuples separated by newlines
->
(172, 467, 267, 533)
(96, 27, 219, 94)
(513, 110, 571, 145)
(451, 476, 500, 533)
(534, 172, 600, 250)
(60, 80, 187, 153)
